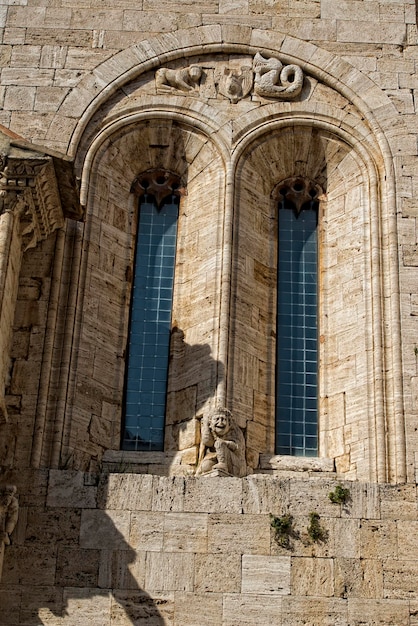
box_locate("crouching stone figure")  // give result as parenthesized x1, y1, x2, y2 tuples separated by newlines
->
(0, 485, 18, 546)
(197, 407, 246, 477)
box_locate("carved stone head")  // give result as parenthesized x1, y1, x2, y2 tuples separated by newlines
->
(209, 407, 232, 438)
(189, 65, 203, 83)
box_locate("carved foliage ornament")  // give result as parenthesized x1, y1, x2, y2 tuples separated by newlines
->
(154, 53, 304, 102)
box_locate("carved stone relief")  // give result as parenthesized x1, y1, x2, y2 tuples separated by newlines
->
(155, 64, 203, 94)
(216, 65, 253, 104)
(154, 54, 305, 103)
(0, 158, 65, 250)
(253, 53, 304, 100)
(196, 407, 246, 477)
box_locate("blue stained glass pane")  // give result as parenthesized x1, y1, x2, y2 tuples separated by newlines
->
(122, 196, 178, 451)
(275, 200, 318, 457)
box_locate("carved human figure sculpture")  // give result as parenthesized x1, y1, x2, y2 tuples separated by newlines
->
(0, 485, 18, 546)
(197, 408, 246, 477)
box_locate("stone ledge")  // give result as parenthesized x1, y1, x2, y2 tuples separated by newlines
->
(102, 450, 177, 474)
(259, 454, 335, 473)
(102, 450, 336, 477)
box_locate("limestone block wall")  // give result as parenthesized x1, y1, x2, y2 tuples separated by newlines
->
(1, 470, 418, 625)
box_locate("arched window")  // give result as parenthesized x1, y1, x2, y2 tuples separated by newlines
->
(122, 171, 183, 451)
(275, 178, 321, 457)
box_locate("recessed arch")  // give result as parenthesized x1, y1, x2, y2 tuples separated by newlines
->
(229, 118, 404, 483)
(57, 115, 229, 471)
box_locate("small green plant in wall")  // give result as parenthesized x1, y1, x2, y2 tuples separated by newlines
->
(270, 513, 295, 549)
(328, 484, 350, 505)
(307, 511, 327, 543)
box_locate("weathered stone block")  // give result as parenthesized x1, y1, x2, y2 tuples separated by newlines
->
(98, 473, 153, 511)
(171, 591, 223, 626)
(111, 590, 174, 626)
(145, 552, 194, 592)
(163, 512, 208, 552)
(129, 512, 164, 552)
(291, 557, 334, 596)
(80, 510, 131, 550)
(222, 593, 283, 626)
(56, 546, 100, 588)
(195, 553, 241, 593)
(184, 477, 243, 514)
(360, 520, 398, 560)
(347, 598, 410, 625)
(383, 559, 418, 599)
(47, 470, 97, 509)
(207, 514, 270, 555)
(242, 475, 289, 514)
(241, 554, 291, 594)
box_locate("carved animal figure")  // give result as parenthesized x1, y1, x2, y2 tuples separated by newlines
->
(253, 52, 304, 99)
(155, 65, 203, 93)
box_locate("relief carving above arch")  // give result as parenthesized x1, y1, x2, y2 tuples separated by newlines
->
(153, 53, 305, 103)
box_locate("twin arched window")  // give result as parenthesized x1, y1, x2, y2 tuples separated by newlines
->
(122, 171, 320, 457)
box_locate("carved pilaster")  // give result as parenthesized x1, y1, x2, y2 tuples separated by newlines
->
(0, 129, 82, 423)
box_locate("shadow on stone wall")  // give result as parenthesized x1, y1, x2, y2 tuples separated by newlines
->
(165, 327, 225, 458)
(0, 469, 168, 625)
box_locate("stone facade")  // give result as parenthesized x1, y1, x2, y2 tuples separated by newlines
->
(1, 0, 418, 624)
(1, 471, 418, 625)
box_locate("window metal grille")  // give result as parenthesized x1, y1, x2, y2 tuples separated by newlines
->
(275, 179, 320, 456)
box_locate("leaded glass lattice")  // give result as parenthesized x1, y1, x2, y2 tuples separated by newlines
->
(122, 195, 178, 451)
(275, 198, 318, 456)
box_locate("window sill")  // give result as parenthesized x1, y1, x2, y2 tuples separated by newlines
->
(102, 450, 175, 473)
(259, 454, 335, 473)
